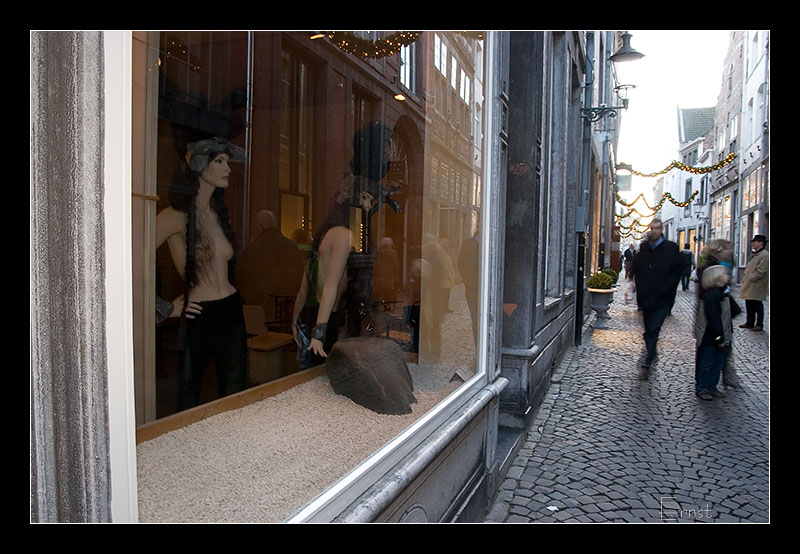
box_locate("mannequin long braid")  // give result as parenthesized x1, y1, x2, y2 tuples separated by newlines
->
(174, 155, 238, 317)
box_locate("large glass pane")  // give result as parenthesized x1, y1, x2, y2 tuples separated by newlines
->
(137, 30, 488, 522)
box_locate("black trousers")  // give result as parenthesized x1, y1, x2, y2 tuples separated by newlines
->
(745, 299, 764, 327)
(178, 292, 247, 410)
(642, 304, 670, 364)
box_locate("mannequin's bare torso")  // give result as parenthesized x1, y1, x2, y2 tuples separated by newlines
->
(156, 155, 236, 315)
(156, 205, 236, 303)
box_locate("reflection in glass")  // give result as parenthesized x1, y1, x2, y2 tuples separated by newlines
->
(138, 29, 489, 522)
(146, 30, 486, 422)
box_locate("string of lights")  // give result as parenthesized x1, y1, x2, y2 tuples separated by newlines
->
(617, 218, 652, 233)
(320, 32, 422, 59)
(615, 191, 699, 239)
(616, 204, 658, 220)
(622, 152, 736, 178)
(617, 190, 698, 211)
(619, 229, 648, 240)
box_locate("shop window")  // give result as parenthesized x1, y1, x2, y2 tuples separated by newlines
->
(134, 30, 489, 522)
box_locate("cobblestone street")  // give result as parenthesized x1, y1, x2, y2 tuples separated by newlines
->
(486, 278, 770, 523)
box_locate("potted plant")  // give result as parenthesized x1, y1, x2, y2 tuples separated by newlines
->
(601, 267, 619, 286)
(601, 267, 620, 300)
(587, 271, 614, 328)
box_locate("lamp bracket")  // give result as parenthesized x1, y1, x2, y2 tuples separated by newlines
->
(581, 105, 625, 122)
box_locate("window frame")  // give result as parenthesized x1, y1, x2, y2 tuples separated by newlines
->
(121, 30, 501, 523)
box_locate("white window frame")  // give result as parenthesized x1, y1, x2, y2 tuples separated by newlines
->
(104, 30, 139, 523)
(109, 30, 500, 524)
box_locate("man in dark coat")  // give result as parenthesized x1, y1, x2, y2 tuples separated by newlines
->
(623, 242, 636, 279)
(236, 210, 305, 325)
(632, 218, 683, 376)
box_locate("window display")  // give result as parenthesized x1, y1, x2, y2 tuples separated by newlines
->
(135, 30, 488, 520)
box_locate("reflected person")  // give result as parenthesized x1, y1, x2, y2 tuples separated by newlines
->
(236, 209, 305, 322)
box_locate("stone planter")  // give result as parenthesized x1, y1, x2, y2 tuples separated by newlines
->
(588, 287, 614, 329)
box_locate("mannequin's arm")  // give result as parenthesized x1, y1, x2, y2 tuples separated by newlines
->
(156, 207, 203, 319)
(309, 227, 350, 357)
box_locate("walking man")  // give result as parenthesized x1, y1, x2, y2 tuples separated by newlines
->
(739, 234, 769, 331)
(680, 243, 695, 291)
(632, 218, 683, 377)
(623, 242, 636, 279)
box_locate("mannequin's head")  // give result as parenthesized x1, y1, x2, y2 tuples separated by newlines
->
(185, 136, 245, 175)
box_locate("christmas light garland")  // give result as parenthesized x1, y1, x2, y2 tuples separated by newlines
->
(618, 228, 648, 240)
(613, 154, 734, 240)
(614, 191, 699, 239)
(616, 190, 698, 211)
(624, 152, 736, 177)
(323, 32, 422, 59)
(617, 217, 652, 232)
(616, 205, 655, 220)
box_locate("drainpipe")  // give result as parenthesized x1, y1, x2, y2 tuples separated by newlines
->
(575, 31, 594, 345)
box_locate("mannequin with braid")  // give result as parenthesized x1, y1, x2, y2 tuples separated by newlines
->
(156, 136, 248, 409)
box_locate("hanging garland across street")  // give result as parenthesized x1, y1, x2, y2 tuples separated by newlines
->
(618, 228, 648, 240)
(615, 191, 699, 238)
(617, 218, 652, 234)
(623, 152, 736, 178)
(616, 190, 699, 212)
(614, 153, 735, 233)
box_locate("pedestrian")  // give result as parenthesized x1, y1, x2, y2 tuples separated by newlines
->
(694, 239, 740, 389)
(739, 234, 769, 332)
(680, 243, 695, 291)
(693, 263, 732, 400)
(631, 218, 683, 377)
(623, 242, 636, 279)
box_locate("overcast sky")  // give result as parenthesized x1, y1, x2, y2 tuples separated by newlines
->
(614, 30, 732, 196)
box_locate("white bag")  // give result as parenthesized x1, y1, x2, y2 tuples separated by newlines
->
(624, 281, 635, 304)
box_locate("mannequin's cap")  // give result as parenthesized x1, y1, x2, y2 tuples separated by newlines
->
(187, 136, 246, 172)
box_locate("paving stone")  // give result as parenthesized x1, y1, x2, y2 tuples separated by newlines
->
(485, 285, 769, 523)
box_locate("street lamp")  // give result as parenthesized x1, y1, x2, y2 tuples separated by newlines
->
(581, 33, 644, 121)
(610, 32, 645, 63)
(694, 206, 709, 245)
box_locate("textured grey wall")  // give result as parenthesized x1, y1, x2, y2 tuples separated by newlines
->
(30, 31, 111, 523)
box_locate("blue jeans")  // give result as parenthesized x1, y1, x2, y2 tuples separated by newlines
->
(696, 345, 725, 393)
(642, 305, 670, 364)
(681, 269, 691, 290)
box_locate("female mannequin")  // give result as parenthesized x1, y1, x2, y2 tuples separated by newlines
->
(292, 120, 398, 367)
(291, 181, 353, 366)
(156, 136, 247, 409)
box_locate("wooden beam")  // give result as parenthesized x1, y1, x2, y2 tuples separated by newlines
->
(135, 364, 327, 444)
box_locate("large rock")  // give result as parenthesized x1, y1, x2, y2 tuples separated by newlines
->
(326, 337, 417, 415)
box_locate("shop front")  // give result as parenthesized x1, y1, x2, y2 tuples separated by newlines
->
(32, 30, 512, 522)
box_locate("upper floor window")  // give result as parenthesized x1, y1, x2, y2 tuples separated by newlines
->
(399, 43, 416, 93)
